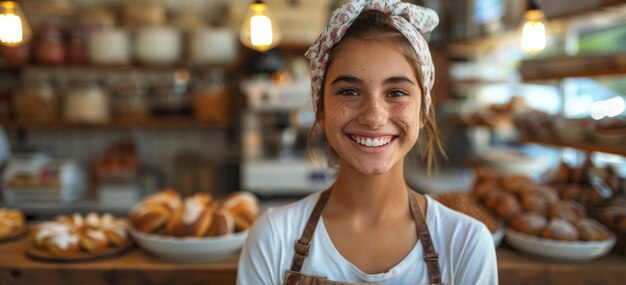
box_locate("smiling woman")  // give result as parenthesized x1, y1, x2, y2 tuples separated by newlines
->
(237, 1, 498, 285)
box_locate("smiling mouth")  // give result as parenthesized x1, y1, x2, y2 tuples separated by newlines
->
(349, 135, 394, 147)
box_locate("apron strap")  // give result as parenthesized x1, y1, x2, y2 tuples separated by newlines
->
(408, 191, 442, 284)
(290, 189, 331, 272)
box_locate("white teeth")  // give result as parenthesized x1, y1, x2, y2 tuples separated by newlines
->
(350, 135, 392, 147)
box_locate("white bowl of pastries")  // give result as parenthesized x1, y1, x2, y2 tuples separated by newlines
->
(32, 213, 130, 257)
(128, 189, 259, 262)
(505, 209, 616, 261)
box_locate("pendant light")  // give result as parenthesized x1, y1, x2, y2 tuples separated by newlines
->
(240, 0, 281, 52)
(520, 0, 548, 54)
(0, 0, 32, 47)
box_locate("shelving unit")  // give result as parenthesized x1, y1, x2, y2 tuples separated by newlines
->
(519, 53, 626, 81)
(0, 61, 243, 216)
(0, 118, 231, 130)
(518, 53, 626, 156)
(521, 136, 626, 156)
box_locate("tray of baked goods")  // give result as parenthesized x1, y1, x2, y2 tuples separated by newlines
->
(128, 189, 260, 262)
(25, 212, 133, 262)
(0, 207, 28, 243)
(469, 166, 621, 261)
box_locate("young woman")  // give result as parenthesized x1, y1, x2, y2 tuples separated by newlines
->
(237, 1, 498, 284)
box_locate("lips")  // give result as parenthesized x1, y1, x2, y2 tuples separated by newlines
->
(349, 134, 394, 147)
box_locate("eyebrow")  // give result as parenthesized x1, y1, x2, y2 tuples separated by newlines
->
(330, 75, 416, 86)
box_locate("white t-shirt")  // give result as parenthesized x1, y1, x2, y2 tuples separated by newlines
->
(237, 191, 498, 285)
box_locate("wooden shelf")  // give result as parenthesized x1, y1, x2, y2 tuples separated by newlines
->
(0, 118, 230, 130)
(520, 53, 626, 81)
(2, 63, 239, 73)
(521, 136, 626, 156)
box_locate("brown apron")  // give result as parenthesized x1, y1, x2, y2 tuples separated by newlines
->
(283, 190, 445, 285)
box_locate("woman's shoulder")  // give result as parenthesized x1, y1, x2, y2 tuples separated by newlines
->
(265, 191, 323, 220)
(251, 191, 324, 239)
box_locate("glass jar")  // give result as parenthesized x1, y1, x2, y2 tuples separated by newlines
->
(34, 23, 66, 65)
(14, 72, 58, 122)
(113, 74, 150, 121)
(63, 74, 110, 123)
(191, 69, 231, 124)
(68, 28, 88, 66)
(150, 70, 191, 116)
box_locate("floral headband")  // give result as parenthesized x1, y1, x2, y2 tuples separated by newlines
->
(305, 0, 439, 113)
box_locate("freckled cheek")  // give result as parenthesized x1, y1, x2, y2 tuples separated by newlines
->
(391, 104, 421, 134)
(323, 104, 354, 129)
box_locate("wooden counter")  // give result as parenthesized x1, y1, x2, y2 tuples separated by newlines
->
(0, 234, 238, 285)
(1, 234, 626, 285)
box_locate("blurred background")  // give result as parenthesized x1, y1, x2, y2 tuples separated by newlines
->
(0, 0, 624, 220)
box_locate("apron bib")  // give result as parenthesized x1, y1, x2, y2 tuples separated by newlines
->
(283, 190, 446, 285)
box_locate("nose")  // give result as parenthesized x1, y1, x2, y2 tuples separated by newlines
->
(357, 96, 388, 129)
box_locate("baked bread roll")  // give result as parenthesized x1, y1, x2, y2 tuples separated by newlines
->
(540, 218, 579, 241)
(597, 205, 626, 228)
(548, 200, 586, 223)
(510, 213, 547, 236)
(520, 186, 558, 214)
(130, 190, 182, 233)
(220, 191, 260, 231)
(207, 209, 235, 236)
(500, 175, 532, 194)
(35, 222, 81, 255)
(575, 218, 612, 241)
(99, 214, 129, 246)
(35, 222, 73, 248)
(0, 208, 25, 238)
(78, 226, 109, 253)
(484, 191, 521, 220)
(140, 189, 182, 211)
(55, 213, 85, 227)
(474, 167, 499, 185)
(35, 213, 129, 255)
(560, 184, 581, 201)
(471, 183, 498, 203)
(46, 232, 82, 255)
(166, 193, 215, 237)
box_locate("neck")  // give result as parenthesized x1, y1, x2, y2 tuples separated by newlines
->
(327, 159, 411, 224)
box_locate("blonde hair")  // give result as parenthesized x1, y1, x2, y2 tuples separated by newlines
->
(307, 9, 446, 173)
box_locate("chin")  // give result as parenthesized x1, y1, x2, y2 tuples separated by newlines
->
(351, 162, 392, 176)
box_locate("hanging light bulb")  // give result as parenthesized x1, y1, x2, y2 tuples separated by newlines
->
(240, 0, 281, 52)
(520, 0, 548, 54)
(0, 1, 32, 47)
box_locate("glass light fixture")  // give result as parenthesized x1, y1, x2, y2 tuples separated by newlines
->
(0, 0, 32, 47)
(240, 0, 281, 52)
(520, 0, 548, 54)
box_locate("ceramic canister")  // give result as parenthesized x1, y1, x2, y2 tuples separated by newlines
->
(135, 27, 181, 65)
(88, 29, 131, 65)
(189, 28, 238, 65)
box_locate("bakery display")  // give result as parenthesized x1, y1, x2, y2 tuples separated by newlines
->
(128, 189, 259, 262)
(32, 212, 129, 256)
(0, 208, 26, 240)
(129, 189, 260, 238)
(472, 166, 617, 261)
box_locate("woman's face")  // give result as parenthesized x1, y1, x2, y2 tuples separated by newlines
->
(321, 38, 422, 175)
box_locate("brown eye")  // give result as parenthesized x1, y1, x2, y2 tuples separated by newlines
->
(387, 89, 408, 98)
(337, 88, 359, 96)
